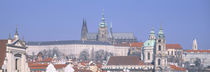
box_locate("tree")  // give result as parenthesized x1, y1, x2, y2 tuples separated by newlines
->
(95, 50, 113, 62)
(79, 49, 89, 61)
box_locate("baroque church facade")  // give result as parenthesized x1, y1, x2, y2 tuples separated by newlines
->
(81, 11, 137, 44)
(142, 26, 169, 72)
(0, 28, 30, 72)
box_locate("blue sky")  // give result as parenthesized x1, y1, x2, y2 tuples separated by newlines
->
(0, 0, 209, 50)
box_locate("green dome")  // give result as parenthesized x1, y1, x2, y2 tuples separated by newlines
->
(144, 40, 155, 47)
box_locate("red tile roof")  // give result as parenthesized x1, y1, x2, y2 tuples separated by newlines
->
(28, 63, 67, 70)
(170, 65, 186, 71)
(130, 42, 143, 47)
(185, 50, 210, 53)
(107, 56, 144, 65)
(0, 40, 8, 69)
(114, 42, 143, 48)
(166, 44, 182, 49)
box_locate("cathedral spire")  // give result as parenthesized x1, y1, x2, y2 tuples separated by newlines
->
(81, 18, 88, 41)
(99, 9, 106, 28)
(192, 38, 198, 50)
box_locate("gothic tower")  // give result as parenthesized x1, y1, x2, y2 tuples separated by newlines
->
(81, 19, 88, 41)
(154, 25, 168, 72)
(192, 38, 198, 50)
(97, 10, 109, 42)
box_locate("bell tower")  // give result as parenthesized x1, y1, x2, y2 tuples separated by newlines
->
(154, 25, 168, 72)
(97, 9, 109, 42)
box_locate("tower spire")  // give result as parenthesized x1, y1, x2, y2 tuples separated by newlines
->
(192, 38, 198, 50)
(158, 24, 164, 38)
(99, 9, 106, 27)
(8, 33, 12, 40)
(149, 25, 155, 40)
(15, 25, 19, 35)
(81, 18, 88, 41)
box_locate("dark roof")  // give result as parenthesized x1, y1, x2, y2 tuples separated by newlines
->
(87, 32, 136, 40)
(0, 40, 8, 69)
(106, 56, 144, 65)
(26, 40, 111, 45)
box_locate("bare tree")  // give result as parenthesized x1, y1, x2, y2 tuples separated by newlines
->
(79, 49, 89, 61)
(95, 50, 113, 62)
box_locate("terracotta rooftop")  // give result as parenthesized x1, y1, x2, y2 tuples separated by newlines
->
(107, 56, 144, 65)
(185, 50, 210, 53)
(130, 42, 143, 47)
(0, 40, 8, 69)
(166, 44, 182, 49)
(170, 65, 186, 71)
(114, 42, 143, 48)
(29, 63, 67, 70)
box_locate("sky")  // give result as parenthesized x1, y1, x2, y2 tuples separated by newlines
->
(0, 0, 209, 50)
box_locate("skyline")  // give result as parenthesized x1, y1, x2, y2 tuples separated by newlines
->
(0, 0, 210, 50)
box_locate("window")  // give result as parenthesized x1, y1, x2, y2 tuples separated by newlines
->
(158, 40, 161, 43)
(158, 45, 161, 51)
(168, 51, 169, 55)
(148, 52, 150, 60)
(171, 51, 173, 55)
(158, 59, 161, 65)
(175, 51, 176, 55)
(15, 59, 18, 70)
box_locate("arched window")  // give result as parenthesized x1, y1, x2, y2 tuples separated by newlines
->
(15, 59, 18, 70)
(171, 51, 173, 55)
(158, 40, 161, 43)
(148, 52, 150, 60)
(158, 59, 161, 65)
(158, 45, 161, 51)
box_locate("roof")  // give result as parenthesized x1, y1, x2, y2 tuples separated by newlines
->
(114, 42, 143, 47)
(27, 40, 111, 45)
(106, 56, 144, 65)
(130, 42, 143, 47)
(87, 32, 136, 40)
(170, 65, 186, 71)
(166, 44, 182, 49)
(29, 63, 67, 70)
(185, 50, 210, 53)
(144, 40, 155, 47)
(0, 40, 8, 69)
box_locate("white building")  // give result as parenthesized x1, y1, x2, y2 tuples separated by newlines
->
(26, 40, 130, 58)
(0, 28, 30, 72)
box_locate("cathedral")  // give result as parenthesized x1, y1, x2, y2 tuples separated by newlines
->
(81, 11, 137, 44)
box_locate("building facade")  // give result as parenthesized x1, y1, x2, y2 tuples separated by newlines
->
(0, 28, 30, 72)
(81, 10, 137, 44)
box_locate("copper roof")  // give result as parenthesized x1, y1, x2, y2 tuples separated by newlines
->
(170, 65, 186, 71)
(185, 50, 210, 53)
(107, 56, 143, 65)
(166, 44, 182, 49)
(0, 40, 8, 69)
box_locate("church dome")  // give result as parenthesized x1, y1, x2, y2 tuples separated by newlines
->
(144, 40, 155, 47)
